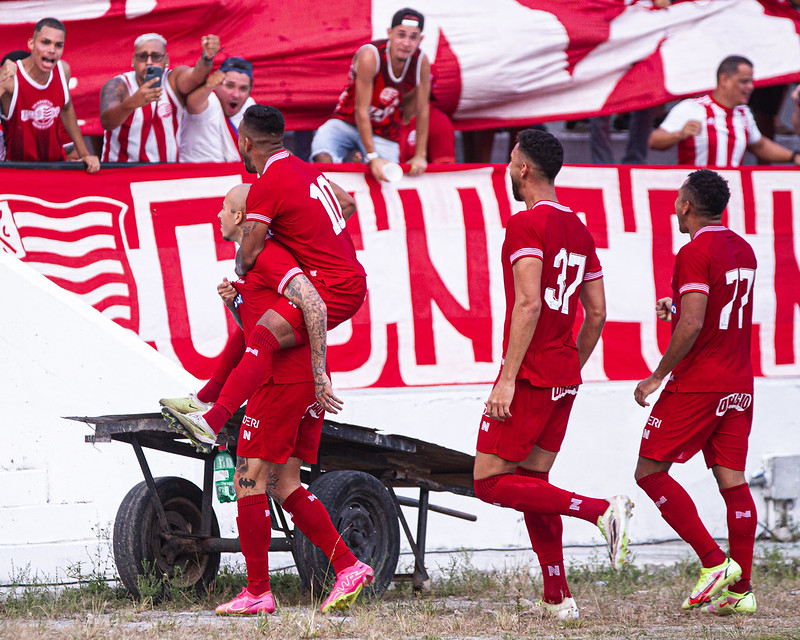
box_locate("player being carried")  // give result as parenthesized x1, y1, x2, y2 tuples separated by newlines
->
(162, 105, 366, 454)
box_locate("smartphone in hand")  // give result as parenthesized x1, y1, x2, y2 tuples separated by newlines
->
(144, 65, 163, 88)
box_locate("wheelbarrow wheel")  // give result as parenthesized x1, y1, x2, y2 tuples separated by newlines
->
(113, 476, 220, 599)
(292, 470, 400, 599)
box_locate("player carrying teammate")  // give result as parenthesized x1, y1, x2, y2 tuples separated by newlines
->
(634, 169, 758, 615)
(472, 129, 633, 620)
(167, 184, 374, 615)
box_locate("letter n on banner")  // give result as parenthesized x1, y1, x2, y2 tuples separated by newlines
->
(400, 187, 492, 366)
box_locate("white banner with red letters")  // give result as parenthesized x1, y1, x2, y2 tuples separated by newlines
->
(1, 0, 799, 134)
(1, 162, 798, 386)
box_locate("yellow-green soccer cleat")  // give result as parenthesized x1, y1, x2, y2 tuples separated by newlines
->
(159, 392, 212, 415)
(161, 407, 216, 453)
(703, 589, 756, 616)
(682, 557, 742, 610)
(597, 495, 634, 570)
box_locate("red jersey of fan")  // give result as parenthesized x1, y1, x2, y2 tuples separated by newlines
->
(501, 200, 603, 387)
(665, 225, 756, 393)
(659, 95, 761, 167)
(1, 59, 69, 162)
(246, 150, 367, 287)
(232, 237, 312, 385)
(332, 39, 422, 142)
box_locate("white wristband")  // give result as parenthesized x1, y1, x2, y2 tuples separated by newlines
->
(364, 151, 380, 163)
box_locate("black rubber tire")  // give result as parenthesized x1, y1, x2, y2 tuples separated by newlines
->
(112, 476, 220, 599)
(292, 470, 400, 599)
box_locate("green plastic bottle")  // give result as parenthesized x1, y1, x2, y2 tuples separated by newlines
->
(213, 448, 237, 503)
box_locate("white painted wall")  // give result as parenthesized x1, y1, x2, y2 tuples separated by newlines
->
(2, 251, 798, 584)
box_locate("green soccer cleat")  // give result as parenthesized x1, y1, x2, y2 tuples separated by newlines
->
(682, 557, 742, 610)
(159, 392, 212, 415)
(597, 495, 634, 570)
(703, 588, 756, 616)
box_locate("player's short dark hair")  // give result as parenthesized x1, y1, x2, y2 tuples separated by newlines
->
(391, 8, 424, 31)
(33, 17, 66, 37)
(241, 105, 285, 136)
(684, 169, 730, 220)
(717, 55, 752, 80)
(516, 128, 563, 182)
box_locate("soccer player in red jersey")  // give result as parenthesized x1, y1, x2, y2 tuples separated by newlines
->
(164, 106, 365, 443)
(0, 18, 99, 172)
(165, 184, 373, 615)
(635, 169, 758, 615)
(472, 129, 633, 620)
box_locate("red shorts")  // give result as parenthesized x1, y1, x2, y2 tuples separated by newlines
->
(476, 380, 578, 462)
(314, 275, 367, 328)
(638, 390, 753, 470)
(237, 380, 323, 464)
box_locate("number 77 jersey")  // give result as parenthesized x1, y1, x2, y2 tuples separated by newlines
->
(667, 225, 757, 393)
(501, 200, 603, 388)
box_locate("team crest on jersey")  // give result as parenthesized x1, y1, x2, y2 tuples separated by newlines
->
(379, 87, 400, 106)
(156, 102, 173, 118)
(21, 99, 61, 130)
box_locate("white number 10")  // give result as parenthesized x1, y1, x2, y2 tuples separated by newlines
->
(719, 267, 755, 330)
(309, 175, 346, 235)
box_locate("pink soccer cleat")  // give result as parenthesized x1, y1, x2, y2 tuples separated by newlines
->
(319, 560, 374, 613)
(215, 588, 275, 615)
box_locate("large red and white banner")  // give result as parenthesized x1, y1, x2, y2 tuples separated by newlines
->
(1, 163, 798, 386)
(1, 0, 799, 134)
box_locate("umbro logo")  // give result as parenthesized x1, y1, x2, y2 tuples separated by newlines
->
(735, 510, 752, 519)
(569, 498, 582, 511)
(655, 496, 667, 509)
(246, 346, 259, 356)
(480, 420, 491, 432)
(548, 566, 561, 576)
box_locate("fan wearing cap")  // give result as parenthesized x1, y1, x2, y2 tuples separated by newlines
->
(310, 7, 431, 181)
(179, 57, 256, 163)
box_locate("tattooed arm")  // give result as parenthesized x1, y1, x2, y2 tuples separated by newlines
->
(99, 75, 162, 131)
(282, 273, 343, 414)
(235, 220, 268, 277)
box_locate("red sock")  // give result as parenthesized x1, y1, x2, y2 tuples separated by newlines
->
(721, 483, 756, 593)
(236, 494, 271, 595)
(473, 474, 608, 524)
(637, 472, 725, 567)
(197, 328, 245, 403)
(204, 325, 279, 433)
(517, 467, 570, 604)
(283, 487, 358, 574)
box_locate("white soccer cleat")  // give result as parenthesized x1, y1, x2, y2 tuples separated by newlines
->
(597, 495, 634, 570)
(159, 392, 213, 415)
(161, 407, 216, 453)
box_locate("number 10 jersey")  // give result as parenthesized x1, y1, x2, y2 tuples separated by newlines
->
(667, 225, 757, 393)
(501, 200, 603, 387)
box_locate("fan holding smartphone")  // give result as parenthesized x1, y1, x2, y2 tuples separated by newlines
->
(99, 32, 221, 162)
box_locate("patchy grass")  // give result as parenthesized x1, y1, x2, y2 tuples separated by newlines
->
(1, 547, 799, 639)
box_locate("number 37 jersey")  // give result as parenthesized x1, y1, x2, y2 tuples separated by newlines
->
(668, 225, 757, 393)
(502, 200, 603, 387)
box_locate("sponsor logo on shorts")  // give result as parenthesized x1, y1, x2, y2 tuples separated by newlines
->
(569, 498, 582, 511)
(715, 393, 752, 416)
(242, 415, 260, 429)
(647, 415, 662, 429)
(552, 386, 578, 401)
(735, 510, 752, 519)
(480, 419, 491, 432)
(548, 566, 560, 576)
(242, 429, 251, 441)
(655, 495, 667, 509)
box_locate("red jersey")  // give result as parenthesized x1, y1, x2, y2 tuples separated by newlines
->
(660, 95, 760, 167)
(332, 39, 422, 142)
(232, 237, 312, 384)
(1, 60, 69, 162)
(666, 225, 756, 393)
(501, 200, 603, 387)
(246, 150, 366, 285)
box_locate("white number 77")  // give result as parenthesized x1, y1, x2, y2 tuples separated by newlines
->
(719, 267, 755, 330)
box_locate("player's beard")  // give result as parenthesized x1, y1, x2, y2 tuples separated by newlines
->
(241, 152, 257, 174)
(511, 175, 522, 202)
